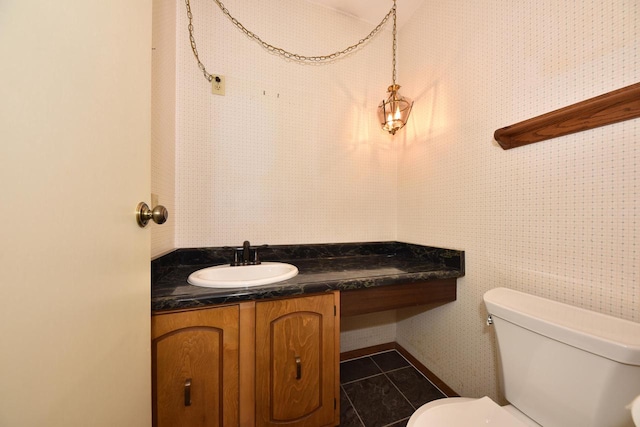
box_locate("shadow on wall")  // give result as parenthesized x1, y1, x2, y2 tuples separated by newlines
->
(341, 310, 397, 353)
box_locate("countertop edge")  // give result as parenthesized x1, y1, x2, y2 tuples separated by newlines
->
(151, 268, 463, 313)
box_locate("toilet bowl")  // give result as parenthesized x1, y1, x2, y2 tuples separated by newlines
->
(407, 397, 539, 427)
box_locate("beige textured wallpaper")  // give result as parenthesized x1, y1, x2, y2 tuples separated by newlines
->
(396, 0, 639, 401)
(174, 0, 398, 248)
(151, 0, 176, 258)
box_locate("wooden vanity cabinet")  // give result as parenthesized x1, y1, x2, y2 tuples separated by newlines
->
(255, 293, 340, 427)
(151, 292, 340, 427)
(152, 305, 240, 427)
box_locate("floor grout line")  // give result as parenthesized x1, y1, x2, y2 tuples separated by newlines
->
(381, 365, 411, 375)
(380, 416, 410, 427)
(341, 350, 449, 426)
(341, 384, 366, 427)
(371, 350, 448, 398)
(372, 355, 418, 421)
(369, 356, 409, 374)
(340, 371, 385, 386)
(383, 369, 417, 411)
(403, 363, 448, 398)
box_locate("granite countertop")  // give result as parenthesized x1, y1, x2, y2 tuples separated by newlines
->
(151, 242, 465, 312)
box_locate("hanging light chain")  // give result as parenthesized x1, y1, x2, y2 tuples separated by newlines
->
(184, 0, 395, 82)
(185, 0, 212, 81)
(391, 0, 397, 86)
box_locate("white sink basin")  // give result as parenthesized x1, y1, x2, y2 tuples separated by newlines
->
(187, 262, 299, 288)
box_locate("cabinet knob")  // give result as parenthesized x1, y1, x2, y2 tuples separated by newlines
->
(184, 378, 192, 406)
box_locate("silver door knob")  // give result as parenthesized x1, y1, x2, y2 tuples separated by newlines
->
(136, 202, 168, 227)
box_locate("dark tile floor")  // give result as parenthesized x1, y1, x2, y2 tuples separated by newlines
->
(340, 350, 446, 427)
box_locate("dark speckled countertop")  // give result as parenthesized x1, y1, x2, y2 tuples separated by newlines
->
(151, 241, 464, 312)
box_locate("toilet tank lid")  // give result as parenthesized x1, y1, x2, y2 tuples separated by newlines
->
(484, 287, 640, 365)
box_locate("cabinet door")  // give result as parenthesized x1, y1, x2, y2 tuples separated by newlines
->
(256, 293, 339, 427)
(152, 306, 239, 427)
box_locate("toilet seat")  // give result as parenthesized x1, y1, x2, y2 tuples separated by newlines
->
(407, 397, 532, 427)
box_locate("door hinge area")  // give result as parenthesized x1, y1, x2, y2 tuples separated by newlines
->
(334, 398, 337, 409)
(334, 305, 337, 316)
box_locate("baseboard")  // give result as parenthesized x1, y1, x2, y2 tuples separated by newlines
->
(340, 342, 397, 361)
(340, 342, 459, 397)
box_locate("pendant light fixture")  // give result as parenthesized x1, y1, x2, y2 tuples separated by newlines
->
(377, 0, 413, 135)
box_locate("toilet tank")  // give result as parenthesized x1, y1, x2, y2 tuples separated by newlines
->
(484, 287, 640, 427)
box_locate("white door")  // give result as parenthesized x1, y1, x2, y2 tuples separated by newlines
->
(0, 2, 152, 426)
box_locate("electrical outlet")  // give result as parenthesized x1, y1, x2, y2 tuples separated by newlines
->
(211, 75, 225, 96)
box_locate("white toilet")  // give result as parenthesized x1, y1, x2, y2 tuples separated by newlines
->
(408, 287, 640, 427)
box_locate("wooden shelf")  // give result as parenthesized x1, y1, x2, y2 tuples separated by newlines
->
(494, 82, 640, 150)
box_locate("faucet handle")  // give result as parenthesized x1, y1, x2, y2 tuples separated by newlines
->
(233, 248, 242, 266)
(223, 246, 243, 266)
(253, 244, 269, 265)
